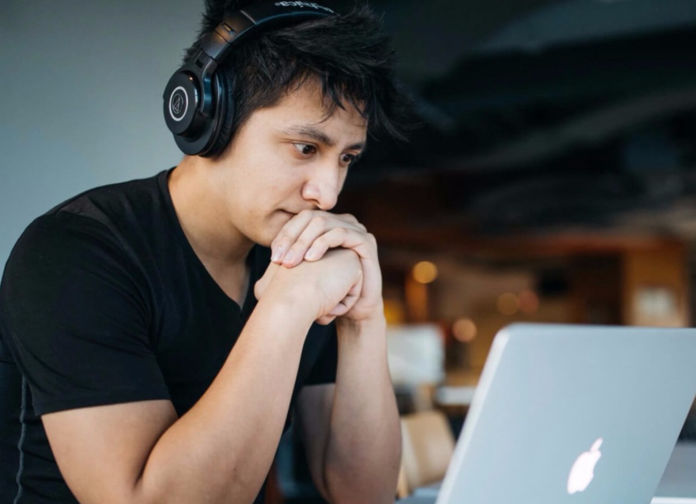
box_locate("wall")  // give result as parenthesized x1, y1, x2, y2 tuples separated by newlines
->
(1, 0, 202, 267)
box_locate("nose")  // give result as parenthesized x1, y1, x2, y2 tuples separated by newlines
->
(301, 164, 342, 210)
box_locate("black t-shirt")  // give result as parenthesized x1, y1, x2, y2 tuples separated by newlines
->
(0, 169, 337, 503)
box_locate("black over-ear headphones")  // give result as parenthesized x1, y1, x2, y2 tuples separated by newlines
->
(163, 1, 336, 157)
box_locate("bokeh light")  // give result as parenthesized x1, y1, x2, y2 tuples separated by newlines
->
(452, 318, 477, 342)
(497, 292, 519, 316)
(412, 261, 438, 284)
(518, 289, 540, 314)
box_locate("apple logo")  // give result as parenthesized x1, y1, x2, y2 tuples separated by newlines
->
(567, 438, 603, 495)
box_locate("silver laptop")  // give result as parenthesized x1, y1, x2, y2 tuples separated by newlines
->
(400, 324, 696, 504)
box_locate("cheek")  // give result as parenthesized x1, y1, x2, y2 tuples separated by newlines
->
(338, 170, 349, 190)
(233, 161, 304, 214)
(268, 170, 304, 199)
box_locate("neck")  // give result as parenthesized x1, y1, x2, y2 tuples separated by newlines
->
(168, 156, 253, 268)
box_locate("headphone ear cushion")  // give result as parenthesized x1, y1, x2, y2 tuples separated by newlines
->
(206, 70, 237, 157)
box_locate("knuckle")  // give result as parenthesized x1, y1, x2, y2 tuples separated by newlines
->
(312, 235, 327, 247)
(341, 213, 366, 230)
(299, 209, 313, 219)
(273, 231, 289, 244)
(294, 235, 312, 248)
(311, 215, 327, 228)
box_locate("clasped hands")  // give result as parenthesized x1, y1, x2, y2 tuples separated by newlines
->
(254, 210, 382, 325)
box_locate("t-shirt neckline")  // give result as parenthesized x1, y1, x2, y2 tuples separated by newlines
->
(156, 167, 257, 315)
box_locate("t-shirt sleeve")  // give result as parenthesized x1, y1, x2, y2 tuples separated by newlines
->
(0, 212, 170, 415)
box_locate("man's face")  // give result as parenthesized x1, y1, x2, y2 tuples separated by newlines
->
(211, 78, 367, 247)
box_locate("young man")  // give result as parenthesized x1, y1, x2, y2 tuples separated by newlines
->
(0, 1, 407, 503)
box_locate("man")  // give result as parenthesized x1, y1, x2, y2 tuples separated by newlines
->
(0, 1, 407, 503)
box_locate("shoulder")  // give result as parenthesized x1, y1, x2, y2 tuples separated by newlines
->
(44, 170, 170, 233)
(6, 211, 120, 279)
(0, 210, 150, 326)
(0, 172, 171, 321)
(4, 170, 171, 283)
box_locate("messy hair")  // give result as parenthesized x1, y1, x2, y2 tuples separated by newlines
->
(184, 0, 408, 153)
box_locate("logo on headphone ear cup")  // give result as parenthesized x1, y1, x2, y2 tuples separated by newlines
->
(163, 71, 201, 137)
(169, 86, 189, 121)
(164, 68, 228, 156)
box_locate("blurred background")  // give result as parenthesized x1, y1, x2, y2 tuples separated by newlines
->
(345, 0, 696, 373)
(3, 0, 696, 502)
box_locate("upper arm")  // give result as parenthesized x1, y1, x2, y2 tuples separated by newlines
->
(42, 399, 177, 504)
(296, 383, 335, 500)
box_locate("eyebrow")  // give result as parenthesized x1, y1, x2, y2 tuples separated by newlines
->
(281, 125, 366, 151)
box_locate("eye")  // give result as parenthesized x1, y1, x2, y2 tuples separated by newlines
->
(341, 153, 359, 167)
(293, 143, 317, 156)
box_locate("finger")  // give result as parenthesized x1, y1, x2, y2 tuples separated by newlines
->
(282, 215, 366, 267)
(332, 234, 382, 321)
(328, 271, 363, 316)
(271, 210, 315, 263)
(338, 213, 367, 232)
(329, 290, 358, 316)
(328, 297, 355, 317)
(328, 304, 350, 317)
(273, 211, 367, 266)
(281, 214, 331, 267)
(304, 228, 373, 262)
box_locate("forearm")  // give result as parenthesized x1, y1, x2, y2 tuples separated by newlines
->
(133, 296, 314, 504)
(324, 315, 401, 504)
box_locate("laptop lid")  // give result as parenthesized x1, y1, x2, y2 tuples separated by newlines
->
(653, 442, 696, 503)
(436, 323, 696, 504)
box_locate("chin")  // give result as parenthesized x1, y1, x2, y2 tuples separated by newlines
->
(241, 212, 283, 246)
(257, 235, 275, 248)
(248, 210, 292, 247)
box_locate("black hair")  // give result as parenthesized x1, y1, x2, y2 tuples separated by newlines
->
(184, 0, 409, 153)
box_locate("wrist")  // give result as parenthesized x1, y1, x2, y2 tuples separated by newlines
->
(335, 312, 390, 376)
(336, 311, 386, 339)
(257, 283, 318, 334)
(336, 303, 385, 330)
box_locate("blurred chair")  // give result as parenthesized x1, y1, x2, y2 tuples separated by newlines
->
(398, 409, 455, 498)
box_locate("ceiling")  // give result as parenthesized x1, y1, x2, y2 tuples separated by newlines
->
(339, 0, 696, 255)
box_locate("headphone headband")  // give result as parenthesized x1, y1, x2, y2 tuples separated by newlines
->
(164, 0, 336, 156)
(202, 2, 335, 65)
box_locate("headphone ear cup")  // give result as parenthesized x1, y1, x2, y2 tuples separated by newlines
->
(205, 70, 237, 157)
(164, 65, 216, 156)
